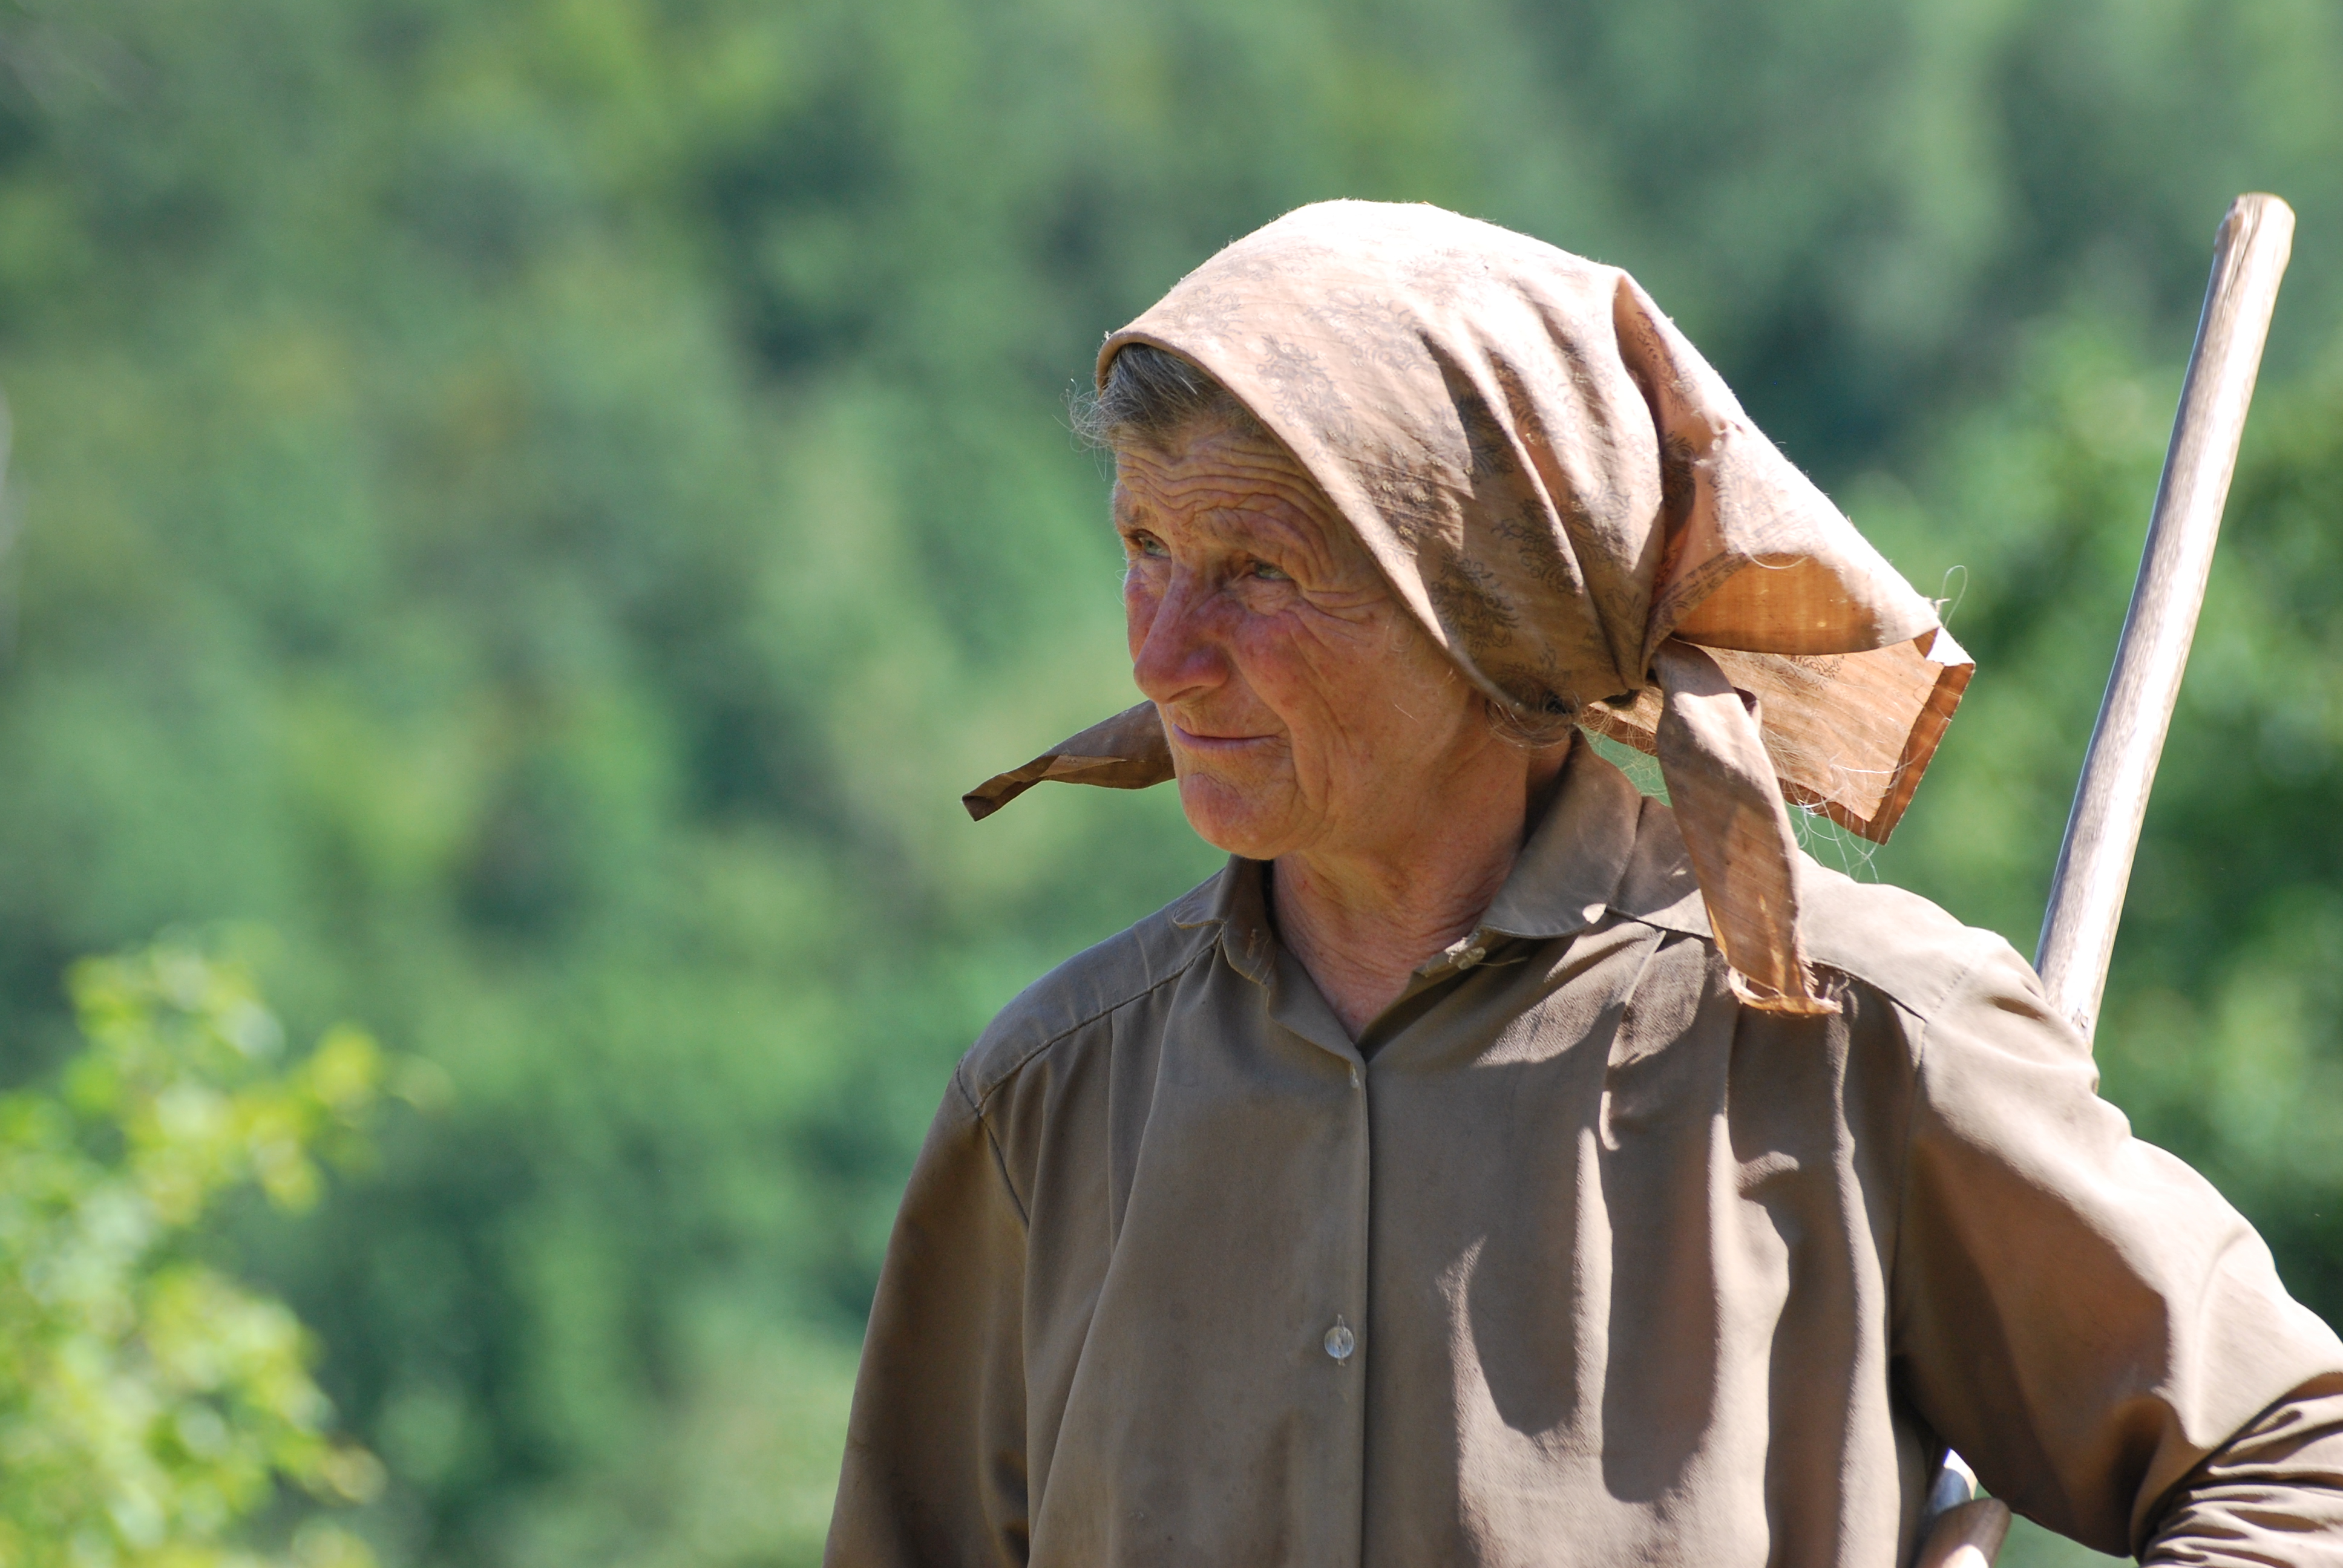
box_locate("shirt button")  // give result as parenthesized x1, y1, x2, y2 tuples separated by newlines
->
(1323, 1316, 1355, 1361)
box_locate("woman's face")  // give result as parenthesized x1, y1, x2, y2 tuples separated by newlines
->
(1115, 422, 1499, 863)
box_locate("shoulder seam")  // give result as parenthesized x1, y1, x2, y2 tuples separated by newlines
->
(968, 933, 1219, 1116)
(980, 1108, 1032, 1229)
(950, 1061, 1032, 1229)
(1844, 923, 2008, 1022)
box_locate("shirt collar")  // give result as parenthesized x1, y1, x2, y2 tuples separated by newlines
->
(1477, 737, 1643, 940)
(1170, 736, 1711, 982)
(1187, 848, 1279, 986)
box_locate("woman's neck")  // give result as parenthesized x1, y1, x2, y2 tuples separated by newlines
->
(1271, 737, 1570, 1038)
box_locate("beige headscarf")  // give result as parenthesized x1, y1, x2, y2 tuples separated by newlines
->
(966, 201, 1970, 1014)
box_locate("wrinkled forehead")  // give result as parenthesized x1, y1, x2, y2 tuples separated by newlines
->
(1109, 424, 1360, 563)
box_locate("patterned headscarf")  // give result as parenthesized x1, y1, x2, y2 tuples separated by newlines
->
(966, 201, 1970, 1013)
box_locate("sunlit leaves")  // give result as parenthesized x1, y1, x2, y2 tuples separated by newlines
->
(0, 944, 385, 1567)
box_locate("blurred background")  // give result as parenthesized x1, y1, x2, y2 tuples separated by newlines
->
(0, 0, 2339, 1564)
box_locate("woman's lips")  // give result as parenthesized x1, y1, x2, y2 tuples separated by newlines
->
(1170, 723, 1275, 754)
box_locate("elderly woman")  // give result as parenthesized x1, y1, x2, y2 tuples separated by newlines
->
(826, 203, 2343, 1567)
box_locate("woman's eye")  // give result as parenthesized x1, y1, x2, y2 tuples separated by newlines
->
(1127, 532, 1168, 558)
(1250, 561, 1291, 583)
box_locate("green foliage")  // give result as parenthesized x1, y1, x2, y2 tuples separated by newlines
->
(0, 1, 2335, 1564)
(0, 945, 385, 1567)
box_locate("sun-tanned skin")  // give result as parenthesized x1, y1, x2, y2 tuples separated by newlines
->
(1115, 422, 1570, 1037)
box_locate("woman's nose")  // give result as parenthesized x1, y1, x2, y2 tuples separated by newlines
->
(1130, 571, 1226, 706)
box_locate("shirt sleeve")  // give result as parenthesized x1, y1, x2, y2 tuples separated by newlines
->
(826, 1067, 1031, 1568)
(2144, 1378, 2343, 1566)
(1887, 939, 2343, 1557)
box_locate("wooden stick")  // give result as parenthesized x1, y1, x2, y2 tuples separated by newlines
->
(1916, 1499, 2013, 1568)
(1916, 194, 2295, 1568)
(2035, 193, 2295, 1044)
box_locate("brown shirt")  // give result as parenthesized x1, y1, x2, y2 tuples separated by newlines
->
(828, 745, 2343, 1566)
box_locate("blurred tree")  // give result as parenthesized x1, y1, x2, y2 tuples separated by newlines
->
(0, 942, 387, 1566)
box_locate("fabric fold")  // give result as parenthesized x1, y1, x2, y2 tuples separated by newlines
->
(1650, 640, 1835, 1014)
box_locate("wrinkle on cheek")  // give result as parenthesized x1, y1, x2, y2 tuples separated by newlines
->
(1294, 597, 1395, 650)
(1259, 607, 1470, 778)
(1244, 600, 1411, 688)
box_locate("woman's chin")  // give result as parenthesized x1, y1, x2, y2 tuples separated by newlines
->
(1175, 774, 1296, 861)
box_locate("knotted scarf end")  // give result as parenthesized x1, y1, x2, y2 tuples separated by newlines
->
(963, 701, 1176, 821)
(1728, 967, 1843, 1017)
